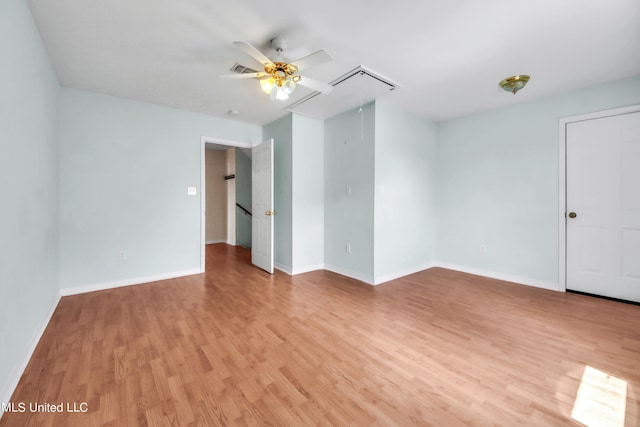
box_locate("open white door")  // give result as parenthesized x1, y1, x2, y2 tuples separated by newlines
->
(252, 139, 274, 273)
(566, 111, 640, 302)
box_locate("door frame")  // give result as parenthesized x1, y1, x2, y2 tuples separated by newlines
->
(200, 136, 256, 272)
(557, 104, 640, 292)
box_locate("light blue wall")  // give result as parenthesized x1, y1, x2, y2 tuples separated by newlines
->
(263, 115, 293, 269)
(436, 75, 640, 286)
(374, 100, 438, 282)
(292, 115, 324, 272)
(0, 0, 61, 404)
(58, 88, 262, 290)
(324, 104, 375, 281)
(235, 148, 252, 249)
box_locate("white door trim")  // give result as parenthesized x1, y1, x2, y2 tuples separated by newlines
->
(558, 104, 640, 291)
(200, 136, 256, 272)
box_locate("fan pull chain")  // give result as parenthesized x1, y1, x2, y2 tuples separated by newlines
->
(359, 99, 364, 141)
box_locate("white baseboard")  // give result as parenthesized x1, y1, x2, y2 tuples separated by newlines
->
(324, 264, 375, 285)
(275, 263, 327, 276)
(205, 239, 226, 245)
(292, 264, 325, 275)
(275, 263, 330, 276)
(274, 263, 293, 275)
(0, 291, 61, 413)
(206, 240, 242, 247)
(319, 261, 559, 291)
(59, 269, 202, 296)
(374, 262, 437, 285)
(433, 262, 560, 291)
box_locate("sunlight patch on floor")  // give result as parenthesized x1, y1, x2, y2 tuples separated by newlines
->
(571, 366, 627, 427)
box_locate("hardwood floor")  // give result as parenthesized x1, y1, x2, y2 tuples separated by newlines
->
(2, 244, 639, 426)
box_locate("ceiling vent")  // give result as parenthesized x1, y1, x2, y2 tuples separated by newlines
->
(286, 66, 398, 119)
(230, 63, 259, 74)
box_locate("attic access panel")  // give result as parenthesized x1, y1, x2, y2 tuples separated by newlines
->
(286, 66, 397, 119)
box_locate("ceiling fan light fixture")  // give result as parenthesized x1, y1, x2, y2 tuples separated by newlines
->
(499, 75, 530, 94)
(261, 64, 298, 100)
(274, 86, 289, 101)
(283, 78, 296, 95)
(224, 40, 333, 101)
(260, 76, 276, 94)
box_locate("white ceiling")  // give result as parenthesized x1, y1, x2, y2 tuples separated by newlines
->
(27, 0, 640, 126)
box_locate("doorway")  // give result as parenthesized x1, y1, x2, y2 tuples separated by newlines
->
(200, 137, 274, 274)
(200, 137, 253, 271)
(559, 105, 640, 302)
(203, 145, 236, 246)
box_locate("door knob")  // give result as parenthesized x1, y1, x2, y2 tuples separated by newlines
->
(568, 212, 577, 218)
(265, 210, 271, 216)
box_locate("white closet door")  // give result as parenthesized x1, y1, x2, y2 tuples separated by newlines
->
(566, 111, 640, 302)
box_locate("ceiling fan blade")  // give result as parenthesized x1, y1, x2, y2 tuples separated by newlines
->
(219, 72, 265, 79)
(233, 41, 273, 65)
(297, 76, 334, 94)
(291, 50, 332, 72)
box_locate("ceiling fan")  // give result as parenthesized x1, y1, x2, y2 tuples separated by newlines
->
(220, 38, 334, 101)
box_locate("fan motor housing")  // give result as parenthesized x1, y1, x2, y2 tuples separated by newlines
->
(270, 37, 288, 52)
(264, 62, 298, 76)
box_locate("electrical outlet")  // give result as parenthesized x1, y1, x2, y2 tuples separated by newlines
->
(187, 187, 197, 196)
(119, 250, 127, 260)
(345, 244, 351, 254)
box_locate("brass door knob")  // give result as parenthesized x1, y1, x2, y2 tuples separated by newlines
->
(568, 212, 577, 218)
(265, 210, 271, 216)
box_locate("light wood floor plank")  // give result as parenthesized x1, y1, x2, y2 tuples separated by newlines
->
(2, 243, 640, 426)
